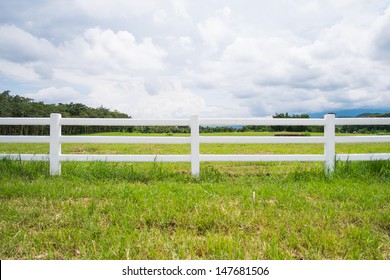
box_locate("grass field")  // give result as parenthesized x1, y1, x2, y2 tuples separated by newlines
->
(0, 131, 388, 156)
(0, 132, 389, 260)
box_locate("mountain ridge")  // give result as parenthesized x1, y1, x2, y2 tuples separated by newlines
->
(308, 108, 389, 118)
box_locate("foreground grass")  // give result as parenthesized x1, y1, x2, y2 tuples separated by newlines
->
(0, 159, 389, 260)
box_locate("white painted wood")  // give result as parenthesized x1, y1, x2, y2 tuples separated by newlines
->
(0, 118, 50, 125)
(0, 136, 50, 143)
(60, 136, 190, 144)
(1, 114, 389, 176)
(324, 114, 336, 173)
(49, 113, 61, 175)
(335, 136, 390, 143)
(60, 154, 191, 162)
(60, 118, 190, 126)
(191, 115, 200, 176)
(335, 118, 390, 126)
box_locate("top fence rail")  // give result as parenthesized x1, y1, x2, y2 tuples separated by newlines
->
(1, 115, 389, 126)
(0, 113, 389, 176)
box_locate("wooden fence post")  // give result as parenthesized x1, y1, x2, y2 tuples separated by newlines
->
(50, 113, 61, 175)
(190, 115, 200, 177)
(324, 114, 336, 173)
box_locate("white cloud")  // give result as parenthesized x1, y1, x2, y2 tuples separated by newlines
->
(190, 8, 390, 116)
(135, 87, 211, 119)
(0, 25, 56, 62)
(198, 7, 235, 52)
(0, 59, 39, 81)
(59, 27, 167, 76)
(25, 87, 84, 104)
(1, 1, 390, 118)
(85, 78, 219, 119)
(371, 6, 390, 62)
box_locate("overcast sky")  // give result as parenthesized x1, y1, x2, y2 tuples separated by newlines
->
(1, 0, 390, 118)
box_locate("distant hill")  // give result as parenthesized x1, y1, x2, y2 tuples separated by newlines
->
(309, 108, 390, 118)
(357, 112, 390, 118)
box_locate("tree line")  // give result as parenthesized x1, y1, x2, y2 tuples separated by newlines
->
(242, 112, 319, 133)
(1, 90, 389, 135)
(0, 90, 130, 135)
(338, 112, 390, 134)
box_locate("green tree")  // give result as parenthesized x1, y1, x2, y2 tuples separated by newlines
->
(0, 90, 131, 135)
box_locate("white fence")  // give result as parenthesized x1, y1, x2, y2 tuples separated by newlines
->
(0, 113, 390, 176)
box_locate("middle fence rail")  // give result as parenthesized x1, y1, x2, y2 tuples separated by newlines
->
(0, 113, 390, 176)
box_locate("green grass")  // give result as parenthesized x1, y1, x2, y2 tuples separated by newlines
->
(0, 131, 389, 155)
(0, 132, 389, 260)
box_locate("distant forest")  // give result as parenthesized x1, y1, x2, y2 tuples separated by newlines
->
(0, 90, 389, 135)
(242, 112, 390, 134)
(0, 90, 130, 135)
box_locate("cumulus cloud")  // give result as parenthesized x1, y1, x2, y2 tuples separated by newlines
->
(191, 10, 390, 116)
(198, 7, 235, 52)
(0, 24, 220, 118)
(25, 87, 84, 104)
(59, 27, 167, 75)
(1, 0, 390, 118)
(135, 87, 211, 119)
(0, 59, 39, 81)
(372, 6, 390, 62)
(0, 25, 56, 63)
(85, 78, 217, 119)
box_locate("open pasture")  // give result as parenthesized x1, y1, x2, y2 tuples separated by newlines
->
(0, 132, 389, 260)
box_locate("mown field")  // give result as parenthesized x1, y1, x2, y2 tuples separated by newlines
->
(0, 132, 389, 259)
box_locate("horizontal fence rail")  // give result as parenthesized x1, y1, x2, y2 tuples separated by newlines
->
(60, 136, 190, 144)
(0, 113, 389, 176)
(0, 118, 51, 125)
(60, 118, 190, 126)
